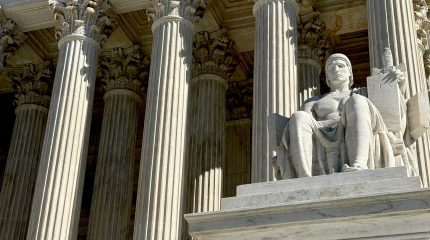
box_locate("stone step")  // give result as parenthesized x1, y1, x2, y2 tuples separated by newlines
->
(236, 166, 409, 196)
(222, 175, 422, 210)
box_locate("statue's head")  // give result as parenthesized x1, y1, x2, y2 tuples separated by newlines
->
(325, 53, 354, 88)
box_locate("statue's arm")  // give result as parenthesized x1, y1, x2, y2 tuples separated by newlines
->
(300, 101, 316, 117)
(300, 96, 319, 116)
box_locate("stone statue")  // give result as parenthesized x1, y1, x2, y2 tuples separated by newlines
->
(272, 52, 426, 180)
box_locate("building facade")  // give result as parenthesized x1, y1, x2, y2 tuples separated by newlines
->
(0, 0, 429, 239)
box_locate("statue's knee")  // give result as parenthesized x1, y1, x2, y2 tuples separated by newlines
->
(346, 94, 368, 110)
(289, 111, 314, 133)
(290, 111, 312, 123)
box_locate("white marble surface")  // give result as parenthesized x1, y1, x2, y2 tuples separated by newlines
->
(252, 0, 299, 182)
(187, 74, 226, 214)
(407, 92, 430, 139)
(236, 167, 409, 196)
(186, 168, 429, 240)
(298, 59, 321, 106)
(25, 2, 112, 238)
(0, 105, 48, 240)
(222, 176, 422, 210)
(87, 90, 141, 240)
(367, 70, 403, 132)
(281, 54, 401, 179)
(367, 0, 430, 187)
(26, 34, 99, 240)
(132, 2, 201, 239)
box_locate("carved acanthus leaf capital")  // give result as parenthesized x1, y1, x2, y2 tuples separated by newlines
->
(146, 0, 206, 23)
(9, 61, 54, 107)
(0, 19, 27, 69)
(49, 0, 118, 43)
(413, 0, 430, 47)
(193, 30, 238, 79)
(98, 44, 150, 95)
(226, 80, 253, 121)
(297, 9, 330, 64)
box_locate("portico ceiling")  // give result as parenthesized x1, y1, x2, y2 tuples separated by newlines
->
(0, 0, 369, 93)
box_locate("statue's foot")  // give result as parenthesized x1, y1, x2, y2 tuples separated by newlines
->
(342, 163, 367, 172)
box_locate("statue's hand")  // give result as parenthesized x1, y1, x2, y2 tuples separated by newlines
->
(387, 131, 405, 155)
(387, 68, 407, 96)
(393, 69, 407, 84)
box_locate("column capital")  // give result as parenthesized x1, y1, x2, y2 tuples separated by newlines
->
(193, 29, 238, 79)
(49, 0, 117, 43)
(146, 0, 206, 23)
(0, 19, 27, 69)
(99, 44, 150, 96)
(8, 61, 54, 108)
(413, 0, 430, 50)
(297, 9, 330, 64)
(253, 0, 298, 16)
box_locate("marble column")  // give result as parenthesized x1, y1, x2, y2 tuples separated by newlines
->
(26, 1, 116, 240)
(413, 0, 430, 187)
(297, 8, 327, 104)
(186, 30, 236, 217)
(224, 119, 252, 198)
(367, 0, 430, 186)
(252, 0, 299, 182)
(133, 1, 204, 240)
(0, 63, 53, 240)
(0, 18, 26, 69)
(224, 80, 253, 196)
(298, 59, 320, 104)
(87, 45, 148, 240)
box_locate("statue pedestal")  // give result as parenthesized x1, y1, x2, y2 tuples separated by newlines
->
(185, 167, 430, 240)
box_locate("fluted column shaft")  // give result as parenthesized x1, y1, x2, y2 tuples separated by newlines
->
(368, 0, 426, 96)
(0, 105, 47, 240)
(187, 74, 226, 214)
(416, 35, 430, 188)
(252, 0, 298, 182)
(133, 16, 194, 240)
(26, 35, 99, 240)
(87, 90, 141, 240)
(298, 59, 321, 105)
(367, 0, 430, 187)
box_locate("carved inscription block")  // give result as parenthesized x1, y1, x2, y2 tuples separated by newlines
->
(367, 71, 402, 132)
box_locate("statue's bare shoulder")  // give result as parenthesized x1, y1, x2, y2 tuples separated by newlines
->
(300, 96, 321, 114)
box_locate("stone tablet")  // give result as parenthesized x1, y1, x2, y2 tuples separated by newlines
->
(407, 92, 430, 139)
(367, 70, 403, 132)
